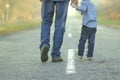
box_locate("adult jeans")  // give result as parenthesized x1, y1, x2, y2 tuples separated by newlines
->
(40, 0, 69, 57)
(78, 25, 97, 57)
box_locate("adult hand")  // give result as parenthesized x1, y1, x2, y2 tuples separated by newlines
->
(71, 0, 78, 8)
(39, 0, 42, 2)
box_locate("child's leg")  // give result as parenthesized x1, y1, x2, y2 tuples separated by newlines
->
(78, 26, 89, 56)
(87, 29, 96, 57)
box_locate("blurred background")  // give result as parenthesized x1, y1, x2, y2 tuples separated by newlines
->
(0, 0, 120, 34)
(0, 0, 40, 22)
(0, 0, 41, 34)
(94, 0, 120, 28)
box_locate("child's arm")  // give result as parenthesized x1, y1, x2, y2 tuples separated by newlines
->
(76, 3, 87, 13)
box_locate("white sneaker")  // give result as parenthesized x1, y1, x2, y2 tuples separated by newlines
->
(87, 57, 92, 60)
(78, 55, 83, 59)
(75, 52, 83, 59)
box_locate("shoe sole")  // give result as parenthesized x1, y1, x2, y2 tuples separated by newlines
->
(87, 57, 92, 60)
(41, 46, 49, 62)
(52, 60, 63, 62)
(52, 58, 63, 62)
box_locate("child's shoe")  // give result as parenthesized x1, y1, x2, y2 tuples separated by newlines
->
(75, 52, 83, 59)
(87, 57, 92, 60)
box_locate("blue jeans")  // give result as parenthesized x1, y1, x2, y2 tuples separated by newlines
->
(40, 0, 69, 57)
(78, 25, 97, 57)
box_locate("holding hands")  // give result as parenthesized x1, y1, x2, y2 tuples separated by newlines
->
(71, 0, 78, 8)
(39, 0, 78, 8)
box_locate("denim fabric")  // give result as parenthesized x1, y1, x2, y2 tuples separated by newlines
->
(52, 0, 64, 1)
(76, 0, 97, 28)
(40, 0, 69, 57)
(78, 25, 96, 57)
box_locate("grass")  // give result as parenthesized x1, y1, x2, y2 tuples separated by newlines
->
(70, 14, 120, 29)
(98, 17, 120, 29)
(0, 17, 120, 35)
(0, 21, 40, 35)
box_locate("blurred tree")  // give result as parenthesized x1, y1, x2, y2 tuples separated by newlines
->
(0, 0, 41, 23)
(1, 0, 120, 22)
(95, 0, 120, 19)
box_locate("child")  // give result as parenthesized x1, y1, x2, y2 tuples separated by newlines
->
(73, 0, 97, 60)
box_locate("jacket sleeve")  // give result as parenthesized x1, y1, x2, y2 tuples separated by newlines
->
(76, 3, 87, 13)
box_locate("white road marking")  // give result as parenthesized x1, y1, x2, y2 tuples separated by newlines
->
(67, 25, 72, 38)
(68, 33, 72, 38)
(66, 49, 76, 74)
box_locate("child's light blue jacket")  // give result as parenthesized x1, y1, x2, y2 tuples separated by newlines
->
(76, 0, 97, 28)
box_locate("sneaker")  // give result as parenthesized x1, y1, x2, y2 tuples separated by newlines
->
(75, 52, 83, 59)
(87, 57, 92, 60)
(52, 56, 63, 62)
(78, 55, 83, 59)
(40, 46, 49, 62)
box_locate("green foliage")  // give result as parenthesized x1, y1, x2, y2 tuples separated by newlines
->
(98, 17, 120, 28)
(0, 21, 40, 34)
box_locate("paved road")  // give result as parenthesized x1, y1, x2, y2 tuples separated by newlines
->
(0, 16, 120, 80)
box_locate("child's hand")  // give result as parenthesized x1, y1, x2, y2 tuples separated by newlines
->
(71, 3, 78, 8)
(70, 0, 78, 8)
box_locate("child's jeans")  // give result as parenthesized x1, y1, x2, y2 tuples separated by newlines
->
(78, 25, 97, 57)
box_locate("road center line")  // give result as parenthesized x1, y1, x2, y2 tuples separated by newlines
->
(67, 25, 72, 38)
(66, 49, 76, 74)
(68, 33, 72, 38)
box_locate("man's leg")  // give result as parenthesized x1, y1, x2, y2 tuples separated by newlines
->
(40, 0, 54, 48)
(51, 0, 69, 60)
(40, 0, 54, 62)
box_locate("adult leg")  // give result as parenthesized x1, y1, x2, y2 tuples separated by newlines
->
(40, 0, 54, 48)
(51, 0, 69, 57)
(40, 0, 54, 62)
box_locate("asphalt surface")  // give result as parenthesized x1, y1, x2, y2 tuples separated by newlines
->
(0, 16, 120, 80)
